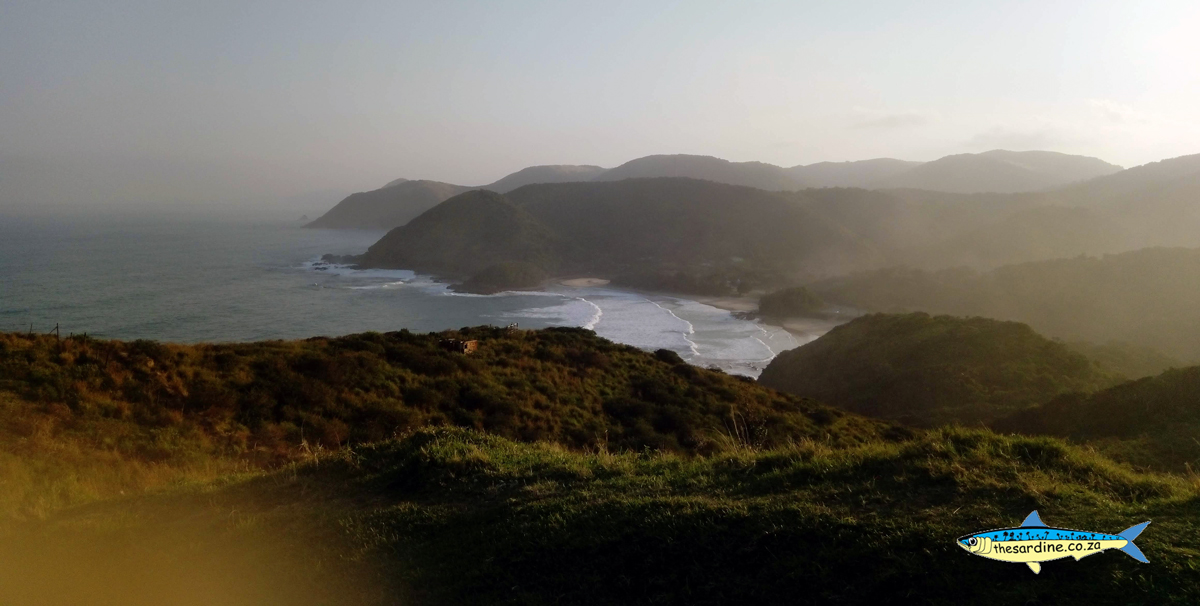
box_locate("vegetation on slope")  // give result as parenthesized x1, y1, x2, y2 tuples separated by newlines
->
(356, 178, 889, 288)
(1065, 340, 1182, 380)
(483, 164, 608, 193)
(357, 190, 565, 275)
(455, 261, 548, 294)
(873, 150, 1122, 193)
(610, 265, 770, 297)
(0, 327, 899, 520)
(910, 205, 1126, 269)
(756, 286, 825, 317)
(591, 154, 803, 191)
(506, 177, 880, 277)
(808, 248, 1200, 361)
(6, 426, 1199, 605)
(305, 180, 472, 230)
(785, 157, 922, 188)
(758, 313, 1120, 427)
(995, 366, 1200, 472)
(340, 152, 1200, 298)
(5, 327, 1200, 604)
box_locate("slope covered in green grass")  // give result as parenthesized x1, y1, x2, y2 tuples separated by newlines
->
(5, 427, 1198, 605)
(0, 327, 895, 521)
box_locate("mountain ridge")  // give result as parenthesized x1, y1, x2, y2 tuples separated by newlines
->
(307, 150, 1130, 231)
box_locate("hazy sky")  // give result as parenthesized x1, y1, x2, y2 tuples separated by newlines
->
(2, 0, 1199, 208)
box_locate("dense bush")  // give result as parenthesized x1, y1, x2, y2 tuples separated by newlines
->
(456, 261, 548, 294)
(756, 286, 824, 317)
(758, 313, 1120, 427)
(0, 327, 895, 468)
(994, 366, 1200, 471)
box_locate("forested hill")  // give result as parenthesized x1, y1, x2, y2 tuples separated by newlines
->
(357, 190, 565, 275)
(592, 154, 803, 191)
(785, 158, 922, 188)
(304, 149, 1140, 231)
(872, 150, 1121, 193)
(994, 366, 1200, 472)
(807, 247, 1200, 361)
(505, 178, 879, 274)
(357, 179, 886, 290)
(349, 172, 1200, 294)
(305, 180, 472, 230)
(483, 164, 608, 193)
(757, 313, 1119, 427)
(327, 151, 1200, 294)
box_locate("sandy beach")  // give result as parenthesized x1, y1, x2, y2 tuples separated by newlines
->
(558, 282, 851, 349)
(691, 294, 853, 343)
(559, 277, 611, 287)
(689, 295, 758, 313)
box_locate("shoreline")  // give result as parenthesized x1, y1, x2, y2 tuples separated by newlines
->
(558, 277, 611, 287)
(550, 282, 850, 345)
(689, 294, 853, 344)
(318, 263, 838, 361)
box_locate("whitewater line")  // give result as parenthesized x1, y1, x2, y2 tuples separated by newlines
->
(577, 296, 603, 330)
(751, 336, 778, 362)
(646, 298, 702, 357)
(754, 318, 800, 349)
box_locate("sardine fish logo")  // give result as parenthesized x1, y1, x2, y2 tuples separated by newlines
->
(957, 510, 1150, 574)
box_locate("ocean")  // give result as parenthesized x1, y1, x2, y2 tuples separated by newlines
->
(0, 212, 811, 376)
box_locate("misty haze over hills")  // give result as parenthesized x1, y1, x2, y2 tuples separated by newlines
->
(333, 149, 1200, 366)
(304, 180, 473, 230)
(309, 150, 1200, 276)
(306, 149, 1128, 231)
(11, 2, 1200, 603)
(786, 158, 923, 188)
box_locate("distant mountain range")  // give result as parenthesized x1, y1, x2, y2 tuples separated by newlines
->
(357, 179, 887, 292)
(872, 150, 1121, 193)
(305, 150, 1124, 231)
(787, 158, 923, 188)
(484, 164, 609, 193)
(343, 149, 1200, 299)
(592, 155, 800, 191)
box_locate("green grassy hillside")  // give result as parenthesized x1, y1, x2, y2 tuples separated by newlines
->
(5, 426, 1198, 605)
(758, 313, 1120, 426)
(4, 329, 1200, 604)
(0, 327, 895, 520)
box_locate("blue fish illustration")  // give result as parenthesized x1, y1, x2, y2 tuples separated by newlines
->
(957, 510, 1149, 574)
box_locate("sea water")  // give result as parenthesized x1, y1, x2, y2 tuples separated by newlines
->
(0, 212, 811, 376)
